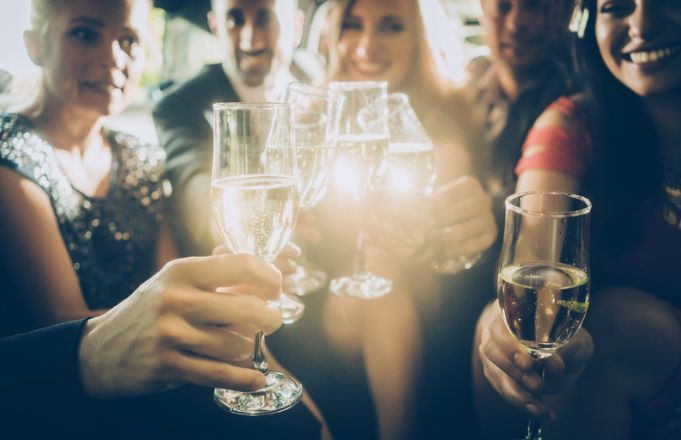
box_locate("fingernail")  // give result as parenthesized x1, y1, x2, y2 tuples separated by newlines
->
(525, 403, 542, 417)
(252, 373, 266, 390)
(514, 352, 529, 370)
(522, 374, 539, 391)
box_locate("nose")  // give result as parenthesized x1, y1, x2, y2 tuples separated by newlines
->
(239, 22, 265, 52)
(102, 40, 127, 70)
(628, 2, 659, 40)
(506, 4, 533, 34)
(355, 30, 380, 60)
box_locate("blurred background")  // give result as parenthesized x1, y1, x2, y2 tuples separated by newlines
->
(0, 0, 487, 144)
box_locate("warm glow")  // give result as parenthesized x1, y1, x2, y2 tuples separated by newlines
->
(332, 157, 361, 199)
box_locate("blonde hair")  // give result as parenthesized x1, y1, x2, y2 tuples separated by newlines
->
(326, 0, 465, 94)
(29, 0, 68, 36)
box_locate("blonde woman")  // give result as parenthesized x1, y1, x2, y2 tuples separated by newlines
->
(0, 0, 177, 334)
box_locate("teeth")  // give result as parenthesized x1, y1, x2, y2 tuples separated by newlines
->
(629, 46, 680, 64)
(354, 62, 385, 74)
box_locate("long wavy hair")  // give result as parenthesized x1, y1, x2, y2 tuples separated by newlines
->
(573, 0, 661, 250)
(324, 0, 466, 101)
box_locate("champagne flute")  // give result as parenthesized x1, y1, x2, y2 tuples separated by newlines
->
(370, 93, 436, 256)
(282, 83, 344, 308)
(211, 102, 303, 415)
(328, 81, 392, 299)
(497, 191, 591, 439)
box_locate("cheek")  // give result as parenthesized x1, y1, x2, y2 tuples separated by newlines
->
(337, 36, 354, 63)
(595, 21, 620, 76)
(388, 35, 414, 75)
(127, 53, 145, 85)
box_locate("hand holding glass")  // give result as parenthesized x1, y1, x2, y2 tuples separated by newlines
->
(211, 102, 303, 415)
(497, 191, 591, 439)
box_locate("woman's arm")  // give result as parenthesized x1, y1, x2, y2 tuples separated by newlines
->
(155, 221, 179, 269)
(0, 168, 104, 325)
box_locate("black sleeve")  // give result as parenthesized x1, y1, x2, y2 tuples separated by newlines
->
(153, 85, 216, 257)
(0, 319, 87, 397)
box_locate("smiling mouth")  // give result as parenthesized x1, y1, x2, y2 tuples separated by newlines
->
(351, 62, 388, 76)
(626, 46, 681, 65)
(81, 81, 123, 93)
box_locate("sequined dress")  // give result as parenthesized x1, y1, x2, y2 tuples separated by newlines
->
(0, 112, 166, 324)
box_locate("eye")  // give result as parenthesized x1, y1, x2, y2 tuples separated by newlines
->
(255, 10, 273, 27)
(227, 10, 245, 28)
(379, 20, 404, 33)
(497, 1, 512, 14)
(69, 26, 99, 44)
(341, 19, 362, 31)
(118, 35, 139, 54)
(599, 0, 634, 16)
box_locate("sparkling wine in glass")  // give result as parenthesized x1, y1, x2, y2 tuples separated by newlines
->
(328, 81, 392, 299)
(497, 191, 591, 439)
(211, 102, 303, 415)
(371, 93, 437, 256)
(282, 83, 344, 305)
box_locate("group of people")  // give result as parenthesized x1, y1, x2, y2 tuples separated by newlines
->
(1, 0, 679, 439)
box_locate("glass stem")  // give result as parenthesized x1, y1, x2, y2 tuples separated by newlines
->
(526, 352, 547, 440)
(252, 331, 269, 375)
(355, 228, 369, 277)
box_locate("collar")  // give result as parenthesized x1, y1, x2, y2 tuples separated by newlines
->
(221, 62, 294, 103)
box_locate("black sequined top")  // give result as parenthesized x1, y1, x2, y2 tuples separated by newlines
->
(0, 112, 166, 311)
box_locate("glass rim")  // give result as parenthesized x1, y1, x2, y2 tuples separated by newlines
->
(287, 82, 340, 100)
(505, 191, 592, 218)
(212, 102, 291, 111)
(329, 80, 388, 91)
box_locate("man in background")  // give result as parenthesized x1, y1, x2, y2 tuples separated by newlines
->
(153, 0, 300, 257)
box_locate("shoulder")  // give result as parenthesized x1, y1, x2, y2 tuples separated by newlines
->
(109, 129, 166, 176)
(153, 64, 230, 117)
(1, 112, 37, 151)
(533, 94, 588, 131)
(0, 112, 54, 183)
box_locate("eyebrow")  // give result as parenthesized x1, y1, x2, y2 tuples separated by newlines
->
(381, 15, 405, 22)
(69, 17, 105, 27)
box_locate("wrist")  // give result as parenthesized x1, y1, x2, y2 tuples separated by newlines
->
(77, 316, 103, 398)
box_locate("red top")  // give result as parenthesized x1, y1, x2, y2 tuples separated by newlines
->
(515, 96, 681, 439)
(515, 96, 591, 178)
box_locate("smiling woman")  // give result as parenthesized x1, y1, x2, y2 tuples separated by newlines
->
(0, 0, 177, 336)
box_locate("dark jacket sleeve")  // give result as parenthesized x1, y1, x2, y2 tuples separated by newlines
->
(0, 319, 88, 397)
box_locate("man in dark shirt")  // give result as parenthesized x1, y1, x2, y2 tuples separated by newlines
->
(0, 253, 322, 438)
(153, 0, 299, 257)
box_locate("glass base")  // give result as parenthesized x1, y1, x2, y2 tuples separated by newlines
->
(279, 293, 305, 325)
(287, 263, 327, 296)
(430, 253, 482, 275)
(214, 371, 303, 416)
(329, 272, 393, 299)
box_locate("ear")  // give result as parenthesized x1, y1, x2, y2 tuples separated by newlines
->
(23, 30, 44, 66)
(207, 10, 219, 37)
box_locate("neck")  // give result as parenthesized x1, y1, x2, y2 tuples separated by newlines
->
(497, 63, 549, 101)
(497, 66, 520, 101)
(643, 90, 681, 155)
(25, 93, 104, 154)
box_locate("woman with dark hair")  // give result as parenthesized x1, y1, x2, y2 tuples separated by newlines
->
(474, 0, 681, 438)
